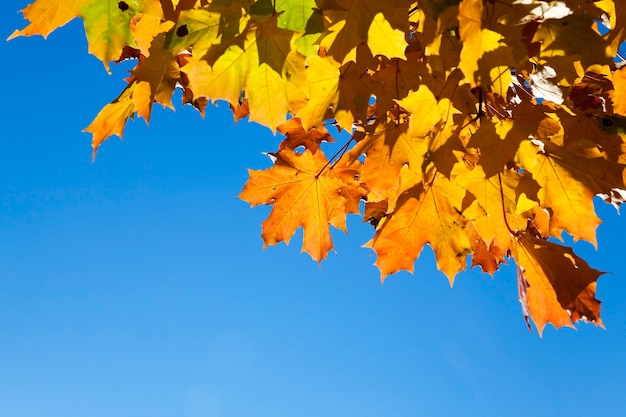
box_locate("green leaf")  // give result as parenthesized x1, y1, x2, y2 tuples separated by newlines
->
(79, 0, 143, 71)
(276, 0, 317, 32)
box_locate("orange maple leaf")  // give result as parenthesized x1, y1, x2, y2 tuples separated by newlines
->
(366, 170, 472, 283)
(277, 118, 334, 154)
(515, 232, 604, 336)
(239, 148, 365, 262)
(360, 122, 429, 203)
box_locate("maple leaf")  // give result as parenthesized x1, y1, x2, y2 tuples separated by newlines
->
(422, 6, 462, 75)
(517, 140, 626, 246)
(14, 0, 626, 333)
(8, 0, 80, 40)
(531, 12, 611, 72)
(166, 2, 245, 56)
(368, 53, 424, 119)
(458, 0, 507, 86)
(422, 85, 475, 178)
(128, 17, 179, 122)
(551, 109, 626, 165)
(359, 121, 429, 204)
(596, 0, 626, 56)
(181, 14, 306, 130)
(395, 85, 442, 138)
(239, 148, 365, 262)
(277, 118, 334, 154)
(295, 55, 341, 130)
(275, 0, 317, 32)
(366, 169, 472, 283)
(515, 232, 604, 336)
(84, 84, 136, 158)
(467, 102, 547, 178)
(455, 166, 527, 255)
(319, 0, 411, 63)
(296, 47, 375, 130)
(80, 0, 148, 71)
(10, 0, 165, 71)
(466, 222, 506, 275)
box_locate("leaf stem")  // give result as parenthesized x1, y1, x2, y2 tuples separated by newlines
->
(498, 172, 516, 236)
(316, 138, 354, 178)
(112, 79, 135, 103)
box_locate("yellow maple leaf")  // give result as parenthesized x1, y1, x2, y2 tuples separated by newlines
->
(594, 0, 626, 56)
(296, 55, 341, 130)
(166, 4, 245, 56)
(182, 16, 304, 130)
(8, 0, 80, 40)
(425, 97, 467, 177)
(458, 0, 504, 85)
(367, 12, 408, 60)
(532, 151, 601, 244)
(319, 0, 410, 63)
(81, 0, 147, 72)
(395, 85, 442, 138)
(525, 138, 625, 245)
(467, 102, 546, 178)
(297, 48, 374, 130)
(130, 12, 168, 56)
(83, 84, 136, 159)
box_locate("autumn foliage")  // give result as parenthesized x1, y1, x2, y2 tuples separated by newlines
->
(11, 0, 626, 335)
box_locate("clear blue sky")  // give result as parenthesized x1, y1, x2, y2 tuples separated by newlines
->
(1, 2, 626, 416)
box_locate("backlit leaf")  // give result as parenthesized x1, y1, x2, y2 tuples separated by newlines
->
(14, 0, 626, 333)
(515, 233, 604, 336)
(366, 170, 471, 283)
(240, 148, 365, 262)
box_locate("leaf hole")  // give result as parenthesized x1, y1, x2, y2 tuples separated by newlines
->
(601, 117, 614, 128)
(176, 24, 189, 37)
(118, 1, 129, 11)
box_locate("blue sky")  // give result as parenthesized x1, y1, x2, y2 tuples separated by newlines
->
(2, 2, 626, 416)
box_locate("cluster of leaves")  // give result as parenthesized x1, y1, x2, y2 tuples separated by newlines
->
(11, 0, 626, 335)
